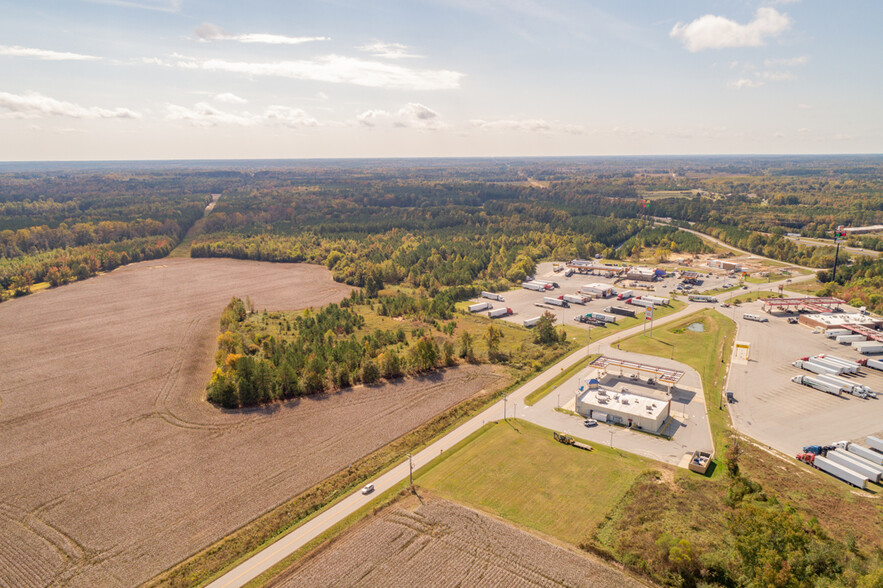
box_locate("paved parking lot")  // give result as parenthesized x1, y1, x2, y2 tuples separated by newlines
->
(467, 261, 733, 331)
(726, 301, 883, 454)
(517, 348, 713, 467)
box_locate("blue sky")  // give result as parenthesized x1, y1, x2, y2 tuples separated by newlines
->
(0, 0, 880, 160)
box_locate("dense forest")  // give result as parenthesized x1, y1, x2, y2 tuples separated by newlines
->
(207, 293, 569, 408)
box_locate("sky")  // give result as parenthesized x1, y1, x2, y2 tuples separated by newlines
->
(0, 0, 880, 160)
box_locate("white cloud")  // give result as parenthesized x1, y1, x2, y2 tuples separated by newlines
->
(355, 103, 446, 130)
(797, 103, 813, 110)
(764, 55, 808, 67)
(168, 54, 463, 90)
(470, 118, 583, 134)
(727, 78, 764, 90)
(0, 45, 99, 61)
(213, 92, 247, 104)
(356, 109, 390, 127)
(671, 7, 791, 52)
(164, 102, 318, 128)
(357, 41, 422, 59)
(0, 91, 140, 119)
(194, 23, 329, 45)
(761, 70, 795, 81)
(394, 103, 446, 129)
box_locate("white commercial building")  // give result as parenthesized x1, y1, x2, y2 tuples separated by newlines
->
(575, 378, 670, 433)
(581, 282, 614, 298)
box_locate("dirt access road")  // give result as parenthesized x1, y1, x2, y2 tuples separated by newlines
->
(0, 258, 500, 587)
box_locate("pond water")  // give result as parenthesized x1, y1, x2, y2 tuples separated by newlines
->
(687, 322, 706, 332)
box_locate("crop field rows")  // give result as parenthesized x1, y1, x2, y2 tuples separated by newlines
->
(272, 498, 643, 588)
(0, 258, 502, 587)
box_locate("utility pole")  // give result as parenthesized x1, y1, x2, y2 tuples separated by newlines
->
(407, 453, 413, 487)
(503, 396, 507, 421)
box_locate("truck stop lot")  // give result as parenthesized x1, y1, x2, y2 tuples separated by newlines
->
(466, 261, 732, 331)
(725, 302, 883, 454)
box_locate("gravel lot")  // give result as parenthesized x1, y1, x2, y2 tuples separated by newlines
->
(726, 300, 883, 454)
(0, 258, 501, 587)
(271, 497, 644, 588)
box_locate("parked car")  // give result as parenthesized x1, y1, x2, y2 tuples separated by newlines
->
(361, 483, 375, 495)
(584, 419, 598, 427)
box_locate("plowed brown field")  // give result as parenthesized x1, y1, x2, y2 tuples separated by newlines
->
(0, 258, 501, 587)
(272, 497, 645, 588)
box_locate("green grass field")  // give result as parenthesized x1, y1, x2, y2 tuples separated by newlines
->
(616, 309, 736, 466)
(416, 420, 651, 545)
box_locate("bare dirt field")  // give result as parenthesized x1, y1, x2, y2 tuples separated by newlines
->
(271, 496, 645, 588)
(0, 258, 502, 587)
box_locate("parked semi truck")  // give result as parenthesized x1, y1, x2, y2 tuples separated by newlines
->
(468, 301, 493, 313)
(562, 294, 588, 305)
(629, 297, 654, 308)
(481, 291, 504, 301)
(867, 436, 883, 453)
(604, 305, 637, 318)
(814, 374, 870, 398)
(589, 312, 617, 324)
(522, 281, 545, 292)
(791, 375, 843, 396)
(833, 441, 883, 466)
(643, 295, 669, 305)
(825, 450, 883, 483)
(543, 296, 569, 308)
(836, 334, 867, 345)
(802, 357, 848, 375)
(824, 328, 852, 338)
(796, 453, 868, 489)
(688, 295, 717, 303)
(853, 341, 883, 355)
(792, 360, 840, 377)
(813, 355, 859, 374)
(488, 307, 513, 319)
(616, 289, 633, 300)
(523, 316, 541, 328)
(860, 357, 883, 371)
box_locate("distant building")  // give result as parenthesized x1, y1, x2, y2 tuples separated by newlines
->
(626, 267, 657, 282)
(707, 259, 741, 272)
(580, 283, 615, 298)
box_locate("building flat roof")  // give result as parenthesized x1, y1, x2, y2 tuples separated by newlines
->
(589, 355, 685, 385)
(808, 313, 881, 327)
(578, 385, 668, 420)
(761, 296, 845, 308)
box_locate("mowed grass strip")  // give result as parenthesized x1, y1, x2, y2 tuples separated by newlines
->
(524, 354, 599, 406)
(416, 420, 648, 546)
(616, 309, 736, 468)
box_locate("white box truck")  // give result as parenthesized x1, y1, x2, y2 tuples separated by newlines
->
(468, 301, 493, 313)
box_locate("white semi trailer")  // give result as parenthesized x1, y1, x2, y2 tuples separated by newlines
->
(522, 281, 546, 292)
(866, 436, 883, 454)
(543, 297, 569, 308)
(481, 291, 504, 301)
(853, 341, 883, 354)
(522, 316, 541, 328)
(468, 301, 493, 313)
(825, 450, 883, 483)
(813, 355, 859, 374)
(836, 334, 867, 345)
(488, 307, 513, 318)
(834, 441, 883, 466)
(813, 455, 869, 489)
(562, 294, 588, 305)
(792, 360, 840, 377)
(791, 375, 843, 396)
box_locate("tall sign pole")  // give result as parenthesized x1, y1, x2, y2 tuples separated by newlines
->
(645, 306, 654, 337)
(832, 225, 844, 283)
